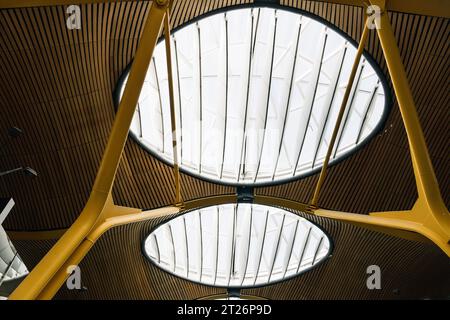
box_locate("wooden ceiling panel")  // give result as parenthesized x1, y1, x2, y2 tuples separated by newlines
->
(13, 209, 449, 299)
(0, 0, 244, 231)
(244, 211, 450, 300)
(2, 0, 448, 300)
(1, 0, 448, 230)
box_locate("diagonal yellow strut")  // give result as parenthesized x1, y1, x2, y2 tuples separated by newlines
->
(7, 0, 450, 301)
(310, 0, 449, 256)
(9, 0, 169, 300)
(310, 19, 369, 208)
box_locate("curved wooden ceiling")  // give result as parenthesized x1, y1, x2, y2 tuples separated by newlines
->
(0, 0, 448, 231)
(13, 209, 450, 299)
(0, 0, 449, 299)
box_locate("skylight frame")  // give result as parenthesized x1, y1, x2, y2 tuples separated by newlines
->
(142, 203, 333, 289)
(114, 4, 392, 188)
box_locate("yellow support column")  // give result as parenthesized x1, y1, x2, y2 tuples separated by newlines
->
(10, 1, 169, 300)
(36, 206, 179, 300)
(367, 0, 450, 254)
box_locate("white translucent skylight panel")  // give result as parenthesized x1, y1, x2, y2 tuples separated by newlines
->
(144, 204, 332, 288)
(220, 10, 252, 181)
(0, 226, 29, 282)
(119, 7, 388, 185)
(174, 24, 200, 168)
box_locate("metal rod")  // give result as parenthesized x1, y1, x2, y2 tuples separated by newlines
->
(241, 136, 248, 181)
(173, 37, 184, 164)
(312, 236, 324, 265)
(252, 9, 260, 56)
(168, 224, 176, 273)
(310, 21, 369, 207)
(228, 204, 237, 286)
(268, 213, 286, 283)
(293, 30, 328, 176)
(183, 216, 189, 277)
(312, 44, 348, 168)
(356, 81, 379, 144)
(296, 227, 312, 273)
(237, 10, 256, 182)
(137, 103, 143, 138)
(272, 19, 302, 180)
(198, 210, 203, 282)
(214, 206, 220, 285)
(241, 205, 253, 286)
(220, 14, 229, 180)
(332, 62, 365, 158)
(254, 209, 269, 285)
(153, 234, 160, 264)
(282, 219, 299, 279)
(164, 9, 182, 205)
(254, 14, 278, 182)
(152, 57, 165, 153)
(197, 22, 203, 174)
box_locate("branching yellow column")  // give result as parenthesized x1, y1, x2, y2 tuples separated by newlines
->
(10, 1, 169, 300)
(36, 205, 179, 300)
(367, 0, 449, 254)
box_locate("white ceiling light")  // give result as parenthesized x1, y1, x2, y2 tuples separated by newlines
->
(143, 203, 332, 288)
(118, 7, 388, 185)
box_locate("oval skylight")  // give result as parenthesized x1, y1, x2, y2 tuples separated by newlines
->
(143, 203, 332, 288)
(118, 7, 388, 185)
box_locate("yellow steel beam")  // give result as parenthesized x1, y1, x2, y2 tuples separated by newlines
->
(310, 19, 369, 208)
(36, 205, 179, 300)
(6, 0, 450, 301)
(29, 192, 449, 300)
(9, 1, 168, 300)
(183, 194, 237, 210)
(254, 195, 448, 255)
(1, 0, 449, 18)
(372, 0, 447, 215)
(368, 0, 449, 255)
(20, 193, 237, 299)
(254, 195, 311, 213)
(6, 194, 237, 242)
(9, 186, 447, 299)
